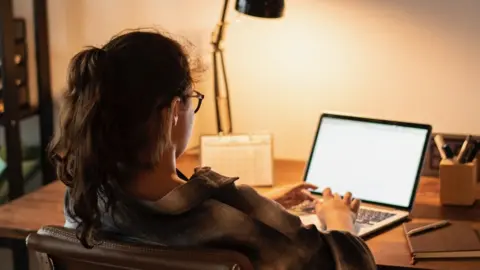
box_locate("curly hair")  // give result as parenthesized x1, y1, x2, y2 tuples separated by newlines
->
(48, 29, 202, 248)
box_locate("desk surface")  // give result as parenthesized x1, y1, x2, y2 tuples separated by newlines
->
(1, 154, 480, 269)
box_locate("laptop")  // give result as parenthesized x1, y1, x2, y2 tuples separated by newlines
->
(290, 113, 432, 238)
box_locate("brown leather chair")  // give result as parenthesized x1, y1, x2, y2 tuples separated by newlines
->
(26, 226, 254, 270)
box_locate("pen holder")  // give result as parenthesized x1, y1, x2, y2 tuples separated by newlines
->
(439, 159, 477, 206)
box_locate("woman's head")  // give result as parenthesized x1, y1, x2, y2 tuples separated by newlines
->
(49, 29, 203, 247)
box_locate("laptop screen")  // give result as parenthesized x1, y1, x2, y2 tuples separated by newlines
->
(304, 114, 431, 210)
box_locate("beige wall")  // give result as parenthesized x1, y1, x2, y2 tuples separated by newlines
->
(14, 0, 480, 159)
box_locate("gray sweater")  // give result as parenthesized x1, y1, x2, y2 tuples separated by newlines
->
(64, 167, 376, 270)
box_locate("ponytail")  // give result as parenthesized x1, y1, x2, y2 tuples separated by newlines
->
(50, 46, 114, 248)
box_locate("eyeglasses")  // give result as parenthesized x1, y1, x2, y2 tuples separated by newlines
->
(186, 90, 204, 114)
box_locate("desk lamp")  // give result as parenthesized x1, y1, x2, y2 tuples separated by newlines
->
(211, 0, 285, 134)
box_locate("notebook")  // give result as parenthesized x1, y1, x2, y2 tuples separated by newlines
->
(403, 222, 480, 263)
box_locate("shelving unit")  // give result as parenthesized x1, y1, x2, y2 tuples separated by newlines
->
(0, 0, 54, 201)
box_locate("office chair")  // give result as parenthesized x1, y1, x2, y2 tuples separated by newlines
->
(26, 226, 254, 270)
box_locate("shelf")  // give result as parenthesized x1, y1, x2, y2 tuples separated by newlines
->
(0, 158, 41, 204)
(0, 105, 38, 125)
(1, 0, 55, 205)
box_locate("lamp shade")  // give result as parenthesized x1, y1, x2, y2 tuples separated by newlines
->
(235, 0, 285, 18)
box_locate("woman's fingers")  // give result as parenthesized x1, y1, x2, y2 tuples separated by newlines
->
(320, 188, 358, 213)
(289, 183, 318, 192)
(300, 189, 319, 202)
(315, 200, 323, 212)
(322, 187, 333, 199)
(351, 199, 361, 213)
(301, 183, 319, 190)
(343, 192, 352, 204)
(292, 183, 318, 200)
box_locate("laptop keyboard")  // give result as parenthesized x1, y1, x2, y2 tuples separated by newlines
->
(356, 208, 395, 225)
(289, 200, 395, 225)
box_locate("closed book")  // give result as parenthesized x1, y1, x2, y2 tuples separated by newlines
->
(403, 222, 480, 263)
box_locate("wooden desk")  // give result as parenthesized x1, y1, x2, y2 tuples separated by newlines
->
(1, 154, 480, 270)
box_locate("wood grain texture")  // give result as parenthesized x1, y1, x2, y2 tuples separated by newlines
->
(1, 154, 480, 269)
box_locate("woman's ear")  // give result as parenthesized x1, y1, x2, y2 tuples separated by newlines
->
(169, 97, 181, 126)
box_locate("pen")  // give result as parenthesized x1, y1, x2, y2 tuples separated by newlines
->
(442, 144, 455, 159)
(459, 143, 473, 164)
(456, 135, 472, 163)
(407, 220, 450, 236)
(461, 143, 475, 164)
(434, 135, 447, 160)
(466, 141, 480, 163)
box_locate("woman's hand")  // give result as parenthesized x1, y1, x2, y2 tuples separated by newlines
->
(315, 188, 361, 234)
(267, 183, 318, 208)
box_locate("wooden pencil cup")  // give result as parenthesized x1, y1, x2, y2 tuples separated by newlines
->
(439, 159, 477, 206)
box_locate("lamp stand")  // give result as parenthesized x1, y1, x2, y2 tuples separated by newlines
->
(211, 0, 233, 135)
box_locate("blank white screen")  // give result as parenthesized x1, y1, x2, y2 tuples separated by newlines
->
(305, 117, 429, 208)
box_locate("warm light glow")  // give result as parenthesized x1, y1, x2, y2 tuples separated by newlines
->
(34, 0, 480, 159)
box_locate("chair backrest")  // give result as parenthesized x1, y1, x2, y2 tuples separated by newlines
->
(26, 226, 254, 270)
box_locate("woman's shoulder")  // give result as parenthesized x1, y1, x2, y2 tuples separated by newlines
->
(190, 167, 239, 187)
(113, 167, 241, 217)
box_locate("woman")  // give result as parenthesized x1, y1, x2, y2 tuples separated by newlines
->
(50, 30, 375, 269)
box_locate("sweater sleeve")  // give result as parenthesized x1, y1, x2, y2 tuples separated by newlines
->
(321, 230, 376, 269)
(214, 184, 377, 269)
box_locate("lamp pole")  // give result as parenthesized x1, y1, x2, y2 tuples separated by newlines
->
(210, 0, 284, 134)
(211, 0, 233, 135)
